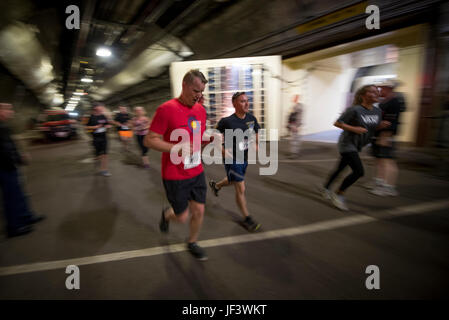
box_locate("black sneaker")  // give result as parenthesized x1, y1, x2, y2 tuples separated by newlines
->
(7, 225, 34, 238)
(187, 242, 208, 261)
(243, 216, 261, 232)
(27, 214, 46, 224)
(209, 180, 219, 197)
(159, 208, 169, 233)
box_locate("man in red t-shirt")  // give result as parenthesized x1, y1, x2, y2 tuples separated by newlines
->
(145, 69, 209, 261)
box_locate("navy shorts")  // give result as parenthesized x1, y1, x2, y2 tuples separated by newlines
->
(224, 162, 248, 182)
(163, 172, 207, 215)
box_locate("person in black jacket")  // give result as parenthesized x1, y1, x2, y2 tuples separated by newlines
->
(0, 103, 44, 238)
(369, 81, 406, 197)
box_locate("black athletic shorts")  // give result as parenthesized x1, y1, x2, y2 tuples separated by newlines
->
(93, 136, 108, 156)
(372, 142, 395, 159)
(162, 172, 207, 215)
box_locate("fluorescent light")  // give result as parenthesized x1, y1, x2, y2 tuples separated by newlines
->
(96, 48, 111, 57)
(81, 78, 93, 83)
(70, 97, 81, 100)
(73, 92, 84, 95)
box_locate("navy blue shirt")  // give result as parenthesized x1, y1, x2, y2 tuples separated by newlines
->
(216, 113, 260, 162)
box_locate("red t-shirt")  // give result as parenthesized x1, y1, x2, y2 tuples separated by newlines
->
(149, 98, 206, 180)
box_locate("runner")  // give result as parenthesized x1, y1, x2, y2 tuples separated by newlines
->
(321, 85, 390, 211)
(113, 106, 132, 152)
(144, 69, 209, 260)
(209, 92, 261, 231)
(369, 81, 406, 196)
(86, 105, 112, 176)
(132, 106, 151, 168)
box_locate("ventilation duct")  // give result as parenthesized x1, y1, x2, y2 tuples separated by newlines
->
(0, 21, 60, 105)
(91, 32, 193, 101)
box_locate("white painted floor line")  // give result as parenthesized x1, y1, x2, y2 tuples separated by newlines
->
(203, 155, 370, 164)
(278, 157, 371, 163)
(1, 199, 448, 277)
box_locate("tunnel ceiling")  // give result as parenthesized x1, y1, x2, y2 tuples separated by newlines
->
(0, 0, 440, 108)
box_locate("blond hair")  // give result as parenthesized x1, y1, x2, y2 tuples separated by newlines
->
(134, 106, 146, 115)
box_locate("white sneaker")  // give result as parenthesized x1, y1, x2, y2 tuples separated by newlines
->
(331, 193, 349, 211)
(363, 178, 384, 190)
(370, 186, 387, 196)
(383, 185, 399, 196)
(319, 187, 332, 200)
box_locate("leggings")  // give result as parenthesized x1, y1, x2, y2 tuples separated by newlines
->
(136, 134, 148, 156)
(325, 152, 364, 192)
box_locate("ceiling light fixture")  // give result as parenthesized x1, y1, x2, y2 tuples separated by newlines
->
(81, 78, 93, 83)
(96, 48, 111, 57)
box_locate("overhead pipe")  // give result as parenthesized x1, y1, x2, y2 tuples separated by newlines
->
(0, 21, 57, 105)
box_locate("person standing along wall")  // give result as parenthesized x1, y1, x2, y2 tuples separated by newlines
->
(287, 94, 304, 158)
(0, 103, 45, 237)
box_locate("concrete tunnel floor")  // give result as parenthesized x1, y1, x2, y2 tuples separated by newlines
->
(0, 131, 448, 299)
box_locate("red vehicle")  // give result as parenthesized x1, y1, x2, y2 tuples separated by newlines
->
(38, 110, 77, 140)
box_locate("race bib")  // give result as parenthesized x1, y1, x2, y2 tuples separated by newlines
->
(95, 127, 106, 133)
(238, 139, 249, 151)
(184, 151, 201, 170)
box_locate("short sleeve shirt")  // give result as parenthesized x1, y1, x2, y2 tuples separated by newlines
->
(216, 113, 260, 162)
(114, 113, 131, 130)
(337, 105, 382, 153)
(87, 114, 109, 137)
(149, 98, 206, 180)
(377, 95, 405, 135)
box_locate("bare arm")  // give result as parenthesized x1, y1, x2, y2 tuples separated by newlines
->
(144, 131, 173, 152)
(334, 121, 367, 134)
(86, 124, 101, 130)
(376, 120, 391, 130)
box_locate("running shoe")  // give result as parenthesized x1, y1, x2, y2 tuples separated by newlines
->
(243, 216, 261, 232)
(159, 207, 169, 233)
(330, 193, 349, 211)
(319, 186, 332, 200)
(383, 185, 399, 197)
(187, 242, 208, 261)
(209, 180, 220, 197)
(369, 186, 387, 196)
(363, 178, 384, 190)
(100, 170, 112, 177)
